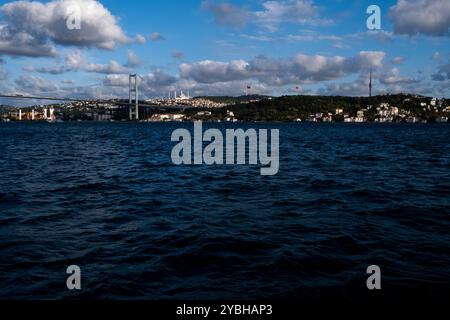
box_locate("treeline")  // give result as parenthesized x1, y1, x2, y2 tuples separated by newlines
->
(217, 94, 449, 121)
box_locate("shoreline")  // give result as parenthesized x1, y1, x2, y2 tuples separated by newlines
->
(1, 120, 449, 124)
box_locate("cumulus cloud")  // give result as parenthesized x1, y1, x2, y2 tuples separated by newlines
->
(180, 59, 250, 83)
(391, 56, 405, 65)
(255, 0, 331, 31)
(202, 0, 331, 31)
(23, 64, 66, 75)
(24, 50, 130, 75)
(320, 68, 444, 98)
(189, 80, 270, 97)
(318, 82, 369, 97)
(180, 51, 386, 86)
(350, 30, 395, 42)
(432, 52, 442, 61)
(172, 51, 185, 60)
(432, 62, 450, 81)
(379, 67, 418, 85)
(0, 0, 129, 57)
(135, 34, 146, 44)
(140, 71, 177, 87)
(0, 59, 8, 80)
(14, 75, 59, 93)
(150, 32, 165, 41)
(125, 50, 141, 68)
(201, 1, 250, 28)
(286, 34, 342, 42)
(317, 71, 382, 97)
(389, 0, 450, 36)
(65, 50, 129, 74)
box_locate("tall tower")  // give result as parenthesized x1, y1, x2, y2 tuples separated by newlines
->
(129, 74, 139, 120)
(369, 69, 373, 98)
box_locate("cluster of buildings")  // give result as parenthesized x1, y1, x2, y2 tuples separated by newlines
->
(305, 98, 449, 123)
(143, 110, 239, 123)
(2, 106, 56, 122)
(145, 113, 186, 122)
(182, 98, 229, 108)
(1, 101, 120, 122)
(148, 95, 230, 109)
(306, 109, 368, 123)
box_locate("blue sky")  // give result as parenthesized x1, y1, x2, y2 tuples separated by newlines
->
(0, 0, 449, 104)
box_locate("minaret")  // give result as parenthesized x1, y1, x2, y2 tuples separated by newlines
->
(369, 69, 373, 98)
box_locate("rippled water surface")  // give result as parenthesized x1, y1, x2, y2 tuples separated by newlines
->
(0, 122, 449, 300)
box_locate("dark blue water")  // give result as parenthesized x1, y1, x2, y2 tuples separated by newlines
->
(0, 122, 449, 300)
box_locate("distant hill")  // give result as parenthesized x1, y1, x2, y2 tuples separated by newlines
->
(224, 94, 448, 121)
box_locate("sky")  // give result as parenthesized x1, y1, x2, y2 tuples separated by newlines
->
(0, 0, 449, 105)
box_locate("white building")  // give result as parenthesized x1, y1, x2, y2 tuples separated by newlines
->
(390, 107, 399, 116)
(430, 98, 437, 107)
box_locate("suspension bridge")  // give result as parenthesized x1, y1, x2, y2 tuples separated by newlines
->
(0, 74, 185, 121)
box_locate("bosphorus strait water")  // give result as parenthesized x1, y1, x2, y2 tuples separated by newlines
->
(0, 122, 449, 300)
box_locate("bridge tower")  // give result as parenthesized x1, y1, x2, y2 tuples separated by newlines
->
(129, 74, 139, 120)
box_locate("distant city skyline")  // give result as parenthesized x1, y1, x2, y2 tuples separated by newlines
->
(0, 0, 449, 106)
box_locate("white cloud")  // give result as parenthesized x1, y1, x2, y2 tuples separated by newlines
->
(318, 82, 368, 97)
(65, 50, 129, 74)
(202, 0, 331, 31)
(389, 0, 450, 36)
(180, 59, 250, 83)
(25, 50, 131, 75)
(125, 50, 141, 68)
(0, 59, 7, 80)
(172, 51, 185, 60)
(135, 34, 146, 44)
(0, 25, 58, 57)
(180, 51, 386, 86)
(23, 64, 66, 75)
(379, 67, 417, 85)
(350, 30, 395, 42)
(14, 75, 58, 93)
(287, 34, 342, 42)
(391, 56, 405, 65)
(432, 62, 450, 81)
(255, 0, 331, 31)
(150, 32, 165, 41)
(432, 52, 442, 61)
(0, 0, 129, 57)
(187, 80, 270, 97)
(201, 1, 250, 28)
(62, 79, 75, 85)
